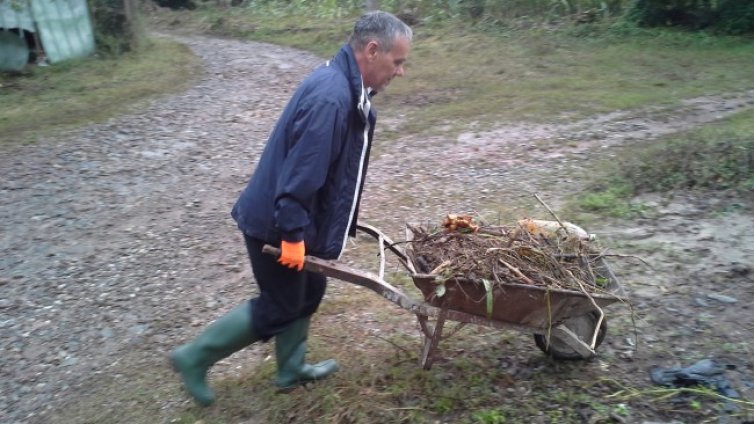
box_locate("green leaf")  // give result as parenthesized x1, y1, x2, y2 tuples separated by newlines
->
(435, 283, 446, 298)
(482, 278, 493, 319)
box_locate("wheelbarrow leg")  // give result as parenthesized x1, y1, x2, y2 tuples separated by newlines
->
(417, 308, 448, 370)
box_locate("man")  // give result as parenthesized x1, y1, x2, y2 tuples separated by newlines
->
(171, 11, 412, 406)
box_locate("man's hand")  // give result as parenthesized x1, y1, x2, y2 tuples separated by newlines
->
(278, 240, 305, 271)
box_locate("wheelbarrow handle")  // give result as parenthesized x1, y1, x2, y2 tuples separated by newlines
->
(261, 244, 281, 257)
(260, 246, 582, 350)
(262, 244, 440, 314)
(356, 223, 416, 274)
(261, 244, 404, 294)
(260, 223, 415, 275)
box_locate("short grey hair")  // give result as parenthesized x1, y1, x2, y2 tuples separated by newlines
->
(349, 11, 413, 52)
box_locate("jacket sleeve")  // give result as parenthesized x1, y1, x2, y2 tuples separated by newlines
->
(273, 98, 347, 241)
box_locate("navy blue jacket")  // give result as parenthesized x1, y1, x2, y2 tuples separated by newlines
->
(231, 44, 376, 260)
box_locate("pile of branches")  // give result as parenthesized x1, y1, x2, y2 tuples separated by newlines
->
(407, 216, 608, 293)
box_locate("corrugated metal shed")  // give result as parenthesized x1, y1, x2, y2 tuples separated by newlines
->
(0, 0, 95, 71)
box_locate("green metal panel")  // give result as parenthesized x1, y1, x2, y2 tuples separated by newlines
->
(0, 0, 34, 71)
(0, 0, 36, 32)
(0, 0, 95, 65)
(30, 0, 94, 63)
(0, 30, 29, 70)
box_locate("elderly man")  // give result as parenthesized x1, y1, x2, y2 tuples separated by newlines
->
(171, 11, 412, 406)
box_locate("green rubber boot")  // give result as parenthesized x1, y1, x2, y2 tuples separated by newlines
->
(275, 316, 339, 389)
(170, 302, 259, 406)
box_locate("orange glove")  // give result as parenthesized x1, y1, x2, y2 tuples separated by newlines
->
(278, 240, 305, 271)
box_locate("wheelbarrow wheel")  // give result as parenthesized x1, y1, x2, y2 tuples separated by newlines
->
(533, 312, 607, 360)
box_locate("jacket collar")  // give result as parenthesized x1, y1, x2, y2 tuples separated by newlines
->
(329, 44, 373, 117)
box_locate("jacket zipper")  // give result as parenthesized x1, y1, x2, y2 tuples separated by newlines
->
(338, 84, 370, 259)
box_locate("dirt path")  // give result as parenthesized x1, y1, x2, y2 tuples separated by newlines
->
(1, 34, 752, 424)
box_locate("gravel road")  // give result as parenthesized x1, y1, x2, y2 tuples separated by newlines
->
(1, 34, 325, 424)
(2, 33, 753, 424)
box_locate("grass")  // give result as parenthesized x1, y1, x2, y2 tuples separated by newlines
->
(569, 108, 754, 218)
(148, 7, 754, 138)
(42, 236, 642, 424)
(47, 239, 654, 424)
(382, 26, 754, 133)
(172, 326, 623, 424)
(0, 37, 201, 145)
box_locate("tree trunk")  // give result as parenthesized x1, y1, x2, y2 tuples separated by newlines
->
(123, 0, 136, 23)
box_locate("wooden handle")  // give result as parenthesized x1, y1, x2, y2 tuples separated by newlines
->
(262, 244, 281, 257)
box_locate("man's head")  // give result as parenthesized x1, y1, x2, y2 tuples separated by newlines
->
(349, 11, 413, 93)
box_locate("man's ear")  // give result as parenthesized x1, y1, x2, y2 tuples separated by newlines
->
(365, 40, 380, 60)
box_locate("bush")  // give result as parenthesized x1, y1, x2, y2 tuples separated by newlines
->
(626, 0, 715, 29)
(715, 0, 754, 34)
(626, 0, 754, 34)
(153, 0, 196, 10)
(88, 0, 139, 55)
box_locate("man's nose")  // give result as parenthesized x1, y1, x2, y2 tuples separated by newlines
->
(395, 65, 405, 77)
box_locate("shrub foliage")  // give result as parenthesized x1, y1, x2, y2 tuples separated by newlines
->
(88, 0, 139, 54)
(235, 0, 753, 34)
(626, 0, 754, 34)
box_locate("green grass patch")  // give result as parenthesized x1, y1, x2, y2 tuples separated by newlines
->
(380, 26, 754, 135)
(51, 308, 734, 424)
(153, 5, 354, 57)
(148, 7, 754, 137)
(0, 37, 201, 145)
(576, 184, 645, 218)
(622, 123, 754, 194)
(570, 109, 754, 217)
(234, 346, 637, 424)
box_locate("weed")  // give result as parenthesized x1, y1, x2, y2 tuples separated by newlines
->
(577, 184, 640, 217)
(612, 402, 630, 416)
(472, 408, 507, 424)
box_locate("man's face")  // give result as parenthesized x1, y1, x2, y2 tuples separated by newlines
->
(363, 36, 411, 93)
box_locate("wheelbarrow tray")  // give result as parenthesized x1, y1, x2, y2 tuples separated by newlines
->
(411, 271, 621, 330)
(405, 228, 625, 329)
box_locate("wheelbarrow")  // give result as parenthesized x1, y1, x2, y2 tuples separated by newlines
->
(263, 223, 627, 370)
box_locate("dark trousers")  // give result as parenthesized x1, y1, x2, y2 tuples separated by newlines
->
(243, 235, 327, 341)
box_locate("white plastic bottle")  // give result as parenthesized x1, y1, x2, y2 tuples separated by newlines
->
(517, 218, 595, 241)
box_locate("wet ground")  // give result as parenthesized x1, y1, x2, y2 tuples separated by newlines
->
(1, 34, 752, 423)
